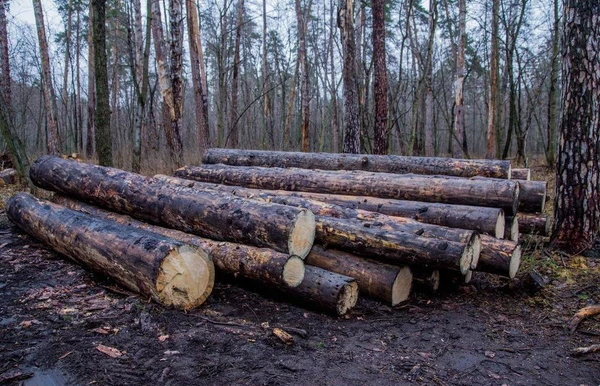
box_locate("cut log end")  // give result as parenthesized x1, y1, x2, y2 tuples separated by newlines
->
(391, 266, 413, 306)
(464, 270, 473, 284)
(337, 281, 359, 315)
(507, 164, 512, 180)
(460, 243, 474, 274)
(282, 256, 305, 287)
(156, 245, 215, 310)
(469, 234, 482, 270)
(289, 209, 316, 258)
(496, 211, 506, 239)
(509, 245, 522, 279)
(509, 217, 519, 242)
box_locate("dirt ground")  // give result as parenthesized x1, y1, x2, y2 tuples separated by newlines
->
(1, 183, 599, 386)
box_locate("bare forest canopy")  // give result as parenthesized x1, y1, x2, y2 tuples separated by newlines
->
(1, 0, 560, 172)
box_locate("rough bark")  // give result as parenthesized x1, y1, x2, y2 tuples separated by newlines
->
(29, 156, 316, 258)
(202, 149, 512, 178)
(545, 0, 560, 168)
(423, 0, 437, 157)
(161, 174, 505, 237)
(86, 1, 95, 157)
(186, 0, 210, 154)
(33, 0, 60, 154)
(92, 0, 113, 166)
(54, 196, 305, 288)
(306, 246, 411, 306)
(472, 177, 546, 213)
(552, 1, 600, 252)
(0, 168, 17, 185)
(295, 0, 311, 152)
(339, 0, 360, 153)
(282, 265, 358, 316)
(7, 193, 214, 309)
(175, 164, 520, 214)
(486, 0, 499, 159)
(372, 0, 388, 155)
(508, 213, 550, 236)
(476, 235, 521, 278)
(511, 168, 531, 180)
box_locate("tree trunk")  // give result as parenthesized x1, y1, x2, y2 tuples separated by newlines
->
(295, 0, 311, 152)
(186, 0, 210, 154)
(452, 0, 468, 158)
(372, 0, 388, 155)
(7, 193, 214, 310)
(282, 265, 358, 316)
(92, 0, 113, 166)
(545, 0, 559, 168)
(511, 168, 530, 180)
(151, 0, 183, 166)
(202, 149, 512, 178)
(485, 0, 499, 159)
(53, 195, 305, 289)
(423, 0, 437, 157)
(86, 1, 96, 157)
(306, 245, 412, 306)
(229, 0, 244, 148)
(508, 213, 550, 236)
(261, 0, 273, 148)
(552, 1, 600, 252)
(29, 156, 316, 258)
(168, 0, 184, 163)
(33, 0, 60, 154)
(0, 0, 30, 183)
(339, 0, 360, 153)
(158, 175, 505, 238)
(329, 0, 339, 153)
(176, 164, 520, 214)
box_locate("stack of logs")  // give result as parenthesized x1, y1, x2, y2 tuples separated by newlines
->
(6, 150, 549, 316)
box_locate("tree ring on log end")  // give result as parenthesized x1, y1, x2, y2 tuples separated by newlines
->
(469, 234, 482, 270)
(391, 266, 413, 306)
(282, 256, 305, 288)
(156, 245, 215, 310)
(288, 209, 316, 258)
(336, 281, 359, 315)
(496, 211, 506, 239)
(509, 245, 522, 279)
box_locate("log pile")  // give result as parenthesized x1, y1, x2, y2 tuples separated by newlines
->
(7, 151, 550, 317)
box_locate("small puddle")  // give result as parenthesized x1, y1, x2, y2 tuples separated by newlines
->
(23, 368, 71, 386)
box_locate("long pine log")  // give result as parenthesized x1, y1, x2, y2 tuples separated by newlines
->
(511, 168, 531, 180)
(476, 235, 521, 278)
(306, 246, 412, 306)
(53, 196, 305, 288)
(175, 164, 520, 215)
(507, 213, 550, 236)
(472, 176, 546, 213)
(202, 148, 512, 178)
(29, 156, 316, 258)
(7, 193, 214, 310)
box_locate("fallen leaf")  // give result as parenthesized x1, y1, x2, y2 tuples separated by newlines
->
(91, 327, 111, 335)
(158, 335, 169, 342)
(485, 350, 496, 358)
(19, 320, 33, 328)
(163, 350, 180, 355)
(96, 344, 123, 358)
(59, 351, 73, 360)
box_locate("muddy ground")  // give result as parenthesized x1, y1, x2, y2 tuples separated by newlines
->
(1, 186, 599, 385)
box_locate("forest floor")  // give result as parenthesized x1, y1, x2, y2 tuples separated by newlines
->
(1, 165, 599, 386)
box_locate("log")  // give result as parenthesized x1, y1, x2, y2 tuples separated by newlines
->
(202, 148, 512, 178)
(53, 195, 305, 288)
(306, 246, 412, 306)
(476, 235, 521, 278)
(411, 268, 440, 293)
(156, 176, 482, 269)
(508, 213, 550, 236)
(283, 266, 359, 316)
(175, 164, 520, 215)
(7, 193, 214, 310)
(316, 216, 473, 274)
(504, 215, 519, 242)
(472, 176, 546, 213)
(29, 156, 316, 258)
(0, 168, 17, 185)
(161, 175, 505, 237)
(511, 168, 531, 180)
